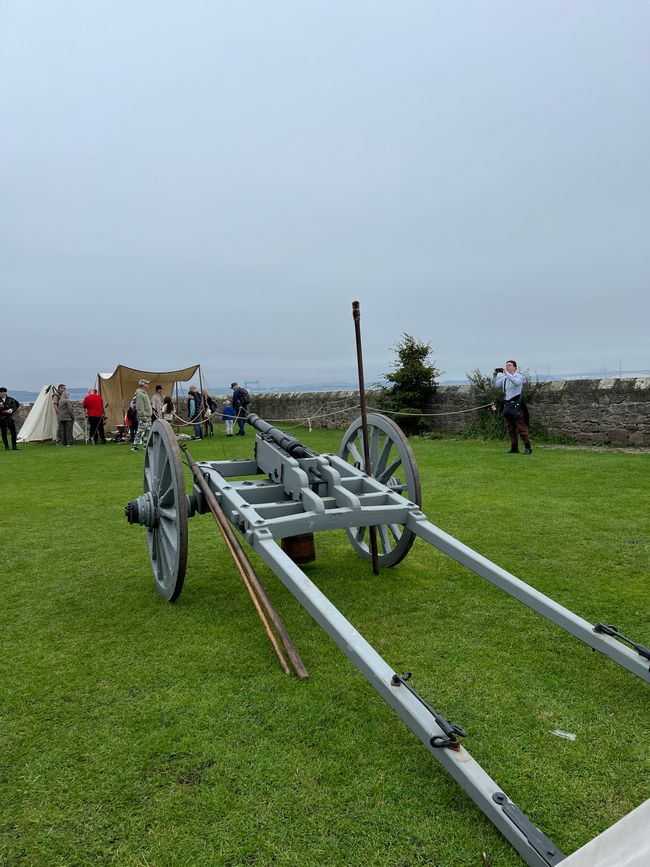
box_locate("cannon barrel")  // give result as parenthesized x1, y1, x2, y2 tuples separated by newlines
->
(246, 412, 315, 459)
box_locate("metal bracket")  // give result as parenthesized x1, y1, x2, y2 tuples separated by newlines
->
(492, 793, 565, 865)
(391, 672, 467, 750)
(594, 622, 650, 665)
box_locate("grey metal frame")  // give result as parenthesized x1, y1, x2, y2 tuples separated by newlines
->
(197, 439, 649, 685)
(129, 417, 648, 866)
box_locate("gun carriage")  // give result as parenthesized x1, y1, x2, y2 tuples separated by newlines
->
(125, 412, 649, 867)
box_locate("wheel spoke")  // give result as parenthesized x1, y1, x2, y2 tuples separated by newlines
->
(158, 480, 175, 508)
(370, 426, 380, 469)
(159, 516, 177, 549)
(378, 524, 392, 554)
(375, 437, 393, 476)
(151, 528, 161, 570)
(151, 436, 161, 480)
(347, 441, 363, 469)
(377, 457, 402, 485)
(160, 456, 172, 491)
(159, 531, 173, 578)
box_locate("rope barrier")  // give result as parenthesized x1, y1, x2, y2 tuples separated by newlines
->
(366, 401, 494, 418)
(165, 398, 495, 432)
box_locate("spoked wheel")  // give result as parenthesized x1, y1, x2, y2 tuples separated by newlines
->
(125, 420, 188, 602)
(146, 420, 188, 601)
(338, 413, 421, 567)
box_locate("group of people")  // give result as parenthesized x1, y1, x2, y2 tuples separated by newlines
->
(50, 383, 107, 447)
(125, 383, 174, 448)
(127, 380, 250, 451)
(5, 366, 534, 455)
(185, 382, 249, 440)
(37, 380, 250, 453)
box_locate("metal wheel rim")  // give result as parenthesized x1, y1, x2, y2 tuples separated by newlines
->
(144, 419, 188, 601)
(338, 413, 421, 567)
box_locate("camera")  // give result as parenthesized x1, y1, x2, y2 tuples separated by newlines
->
(494, 367, 504, 374)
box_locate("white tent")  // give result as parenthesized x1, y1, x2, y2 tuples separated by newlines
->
(17, 385, 85, 443)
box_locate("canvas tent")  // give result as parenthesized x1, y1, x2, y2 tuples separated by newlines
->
(98, 364, 202, 433)
(17, 385, 85, 443)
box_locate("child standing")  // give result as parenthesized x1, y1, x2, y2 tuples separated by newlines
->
(222, 400, 235, 437)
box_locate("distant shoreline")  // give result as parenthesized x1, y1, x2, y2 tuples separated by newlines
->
(9, 371, 649, 404)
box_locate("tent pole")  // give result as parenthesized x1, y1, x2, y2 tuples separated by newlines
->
(197, 365, 207, 437)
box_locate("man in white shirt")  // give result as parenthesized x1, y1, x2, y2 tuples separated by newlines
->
(493, 360, 532, 454)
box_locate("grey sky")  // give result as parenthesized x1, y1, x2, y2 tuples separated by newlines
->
(2, 1, 648, 391)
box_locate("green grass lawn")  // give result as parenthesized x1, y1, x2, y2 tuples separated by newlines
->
(1, 429, 648, 866)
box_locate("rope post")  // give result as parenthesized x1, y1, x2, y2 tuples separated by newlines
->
(352, 301, 380, 576)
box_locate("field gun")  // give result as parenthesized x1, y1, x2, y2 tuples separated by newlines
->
(125, 412, 649, 867)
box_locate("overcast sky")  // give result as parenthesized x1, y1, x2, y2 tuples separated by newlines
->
(2, 1, 648, 391)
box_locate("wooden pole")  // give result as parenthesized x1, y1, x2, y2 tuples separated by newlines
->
(182, 446, 309, 679)
(352, 301, 380, 576)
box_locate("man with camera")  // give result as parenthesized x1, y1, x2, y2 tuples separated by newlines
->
(493, 360, 532, 454)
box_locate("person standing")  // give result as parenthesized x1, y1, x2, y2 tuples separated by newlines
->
(162, 395, 175, 423)
(0, 387, 20, 450)
(82, 388, 106, 444)
(187, 386, 204, 440)
(230, 382, 250, 436)
(58, 387, 75, 447)
(151, 385, 164, 420)
(132, 379, 152, 452)
(221, 400, 235, 436)
(203, 391, 216, 437)
(52, 382, 66, 445)
(493, 360, 532, 454)
(126, 397, 138, 443)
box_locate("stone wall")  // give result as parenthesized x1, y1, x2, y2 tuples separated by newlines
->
(11, 377, 650, 445)
(251, 379, 650, 445)
(531, 377, 650, 446)
(248, 391, 363, 430)
(419, 377, 650, 445)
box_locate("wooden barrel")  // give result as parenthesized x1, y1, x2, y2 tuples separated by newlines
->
(281, 533, 316, 564)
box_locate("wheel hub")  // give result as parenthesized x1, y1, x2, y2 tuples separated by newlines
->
(124, 491, 159, 528)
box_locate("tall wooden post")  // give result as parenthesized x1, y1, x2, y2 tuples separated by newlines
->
(352, 301, 380, 575)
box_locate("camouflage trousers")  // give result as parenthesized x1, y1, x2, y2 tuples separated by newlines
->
(133, 416, 152, 448)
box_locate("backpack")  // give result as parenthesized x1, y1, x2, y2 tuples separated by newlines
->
(238, 387, 250, 407)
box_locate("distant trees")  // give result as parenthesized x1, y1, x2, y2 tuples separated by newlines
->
(376, 334, 440, 435)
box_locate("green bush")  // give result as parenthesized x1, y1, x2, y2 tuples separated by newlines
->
(375, 334, 440, 435)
